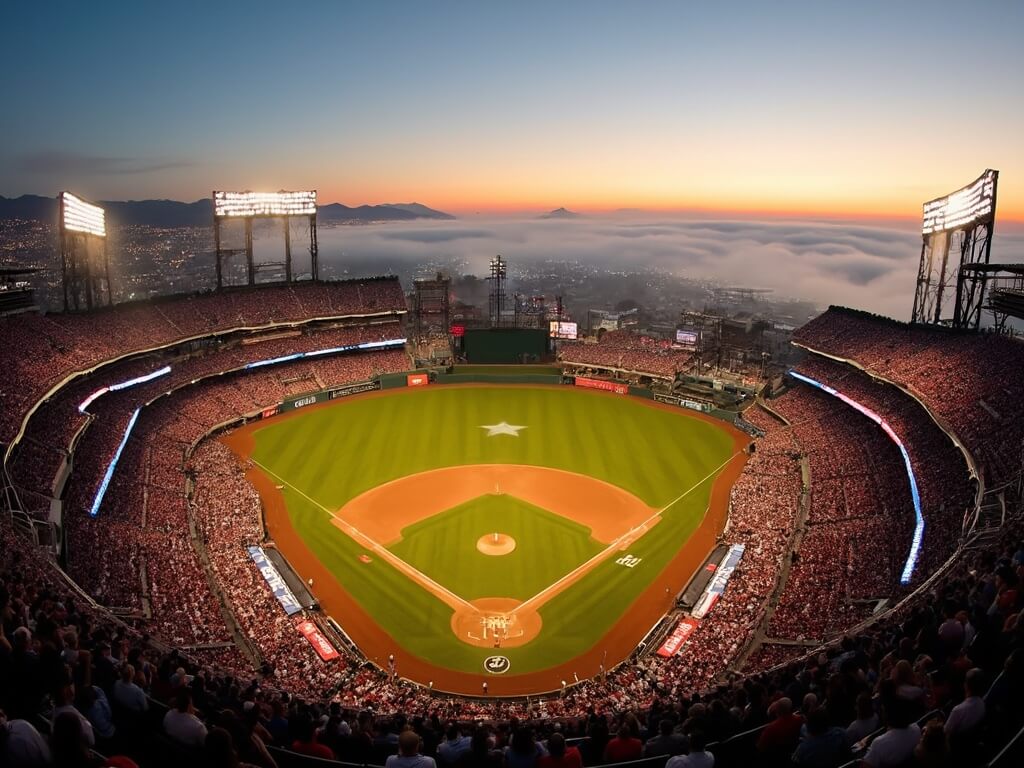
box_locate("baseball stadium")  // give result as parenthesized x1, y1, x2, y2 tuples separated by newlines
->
(2, 170, 1024, 768)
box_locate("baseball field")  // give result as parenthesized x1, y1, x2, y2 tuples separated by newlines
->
(223, 383, 746, 695)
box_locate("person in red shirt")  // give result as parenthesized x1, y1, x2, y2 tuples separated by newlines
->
(756, 697, 805, 757)
(603, 723, 643, 763)
(538, 733, 582, 768)
(291, 712, 334, 760)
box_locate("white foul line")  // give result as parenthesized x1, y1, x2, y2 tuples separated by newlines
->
(513, 449, 743, 613)
(250, 458, 475, 611)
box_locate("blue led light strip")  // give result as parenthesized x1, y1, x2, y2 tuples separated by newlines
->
(79, 365, 172, 413)
(788, 370, 924, 585)
(89, 407, 140, 518)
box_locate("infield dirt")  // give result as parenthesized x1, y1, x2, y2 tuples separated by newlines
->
(222, 384, 748, 696)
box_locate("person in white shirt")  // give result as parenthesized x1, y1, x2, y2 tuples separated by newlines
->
(666, 731, 714, 768)
(113, 664, 149, 713)
(862, 699, 921, 768)
(944, 668, 986, 737)
(163, 687, 207, 748)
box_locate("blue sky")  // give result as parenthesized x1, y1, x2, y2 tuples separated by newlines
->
(2, 1, 1022, 218)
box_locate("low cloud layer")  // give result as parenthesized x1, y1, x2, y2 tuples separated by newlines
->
(16, 150, 194, 176)
(307, 216, 1024, 320)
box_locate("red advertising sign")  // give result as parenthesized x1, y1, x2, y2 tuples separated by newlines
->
(450, 324, 466, 337)
(656, 617, 699, 657)
(575, 377, 628, 395)
(296, 619, 340, 661)
(261, 405, 279, 419)
(407, 373, 429, 387)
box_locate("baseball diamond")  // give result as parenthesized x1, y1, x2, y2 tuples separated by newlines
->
(223, 383, 748, 695)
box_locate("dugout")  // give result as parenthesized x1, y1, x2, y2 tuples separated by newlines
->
(462, 328, 547, 363)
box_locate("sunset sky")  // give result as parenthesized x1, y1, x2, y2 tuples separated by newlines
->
(3, 0, 1023, 221)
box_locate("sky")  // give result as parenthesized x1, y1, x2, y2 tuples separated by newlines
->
(2, 0, 1023, 221)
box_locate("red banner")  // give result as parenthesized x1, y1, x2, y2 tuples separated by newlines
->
(296, 619, 340, 661)
(656, 617, 699, 658)
(575, 377, 628, 395)
(261, 405, 279, 419)
(407, 373, 429, 387)
(450, 324, 466, 337)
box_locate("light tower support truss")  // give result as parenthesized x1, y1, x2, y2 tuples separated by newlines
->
(212, 190, 318, 289)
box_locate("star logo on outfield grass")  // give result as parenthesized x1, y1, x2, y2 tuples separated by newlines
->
(480, 422, 527, 437)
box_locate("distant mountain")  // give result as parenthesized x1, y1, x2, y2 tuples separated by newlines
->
(0, 195, 455, 227)
(540, 207, 580, 219)
(382, 202, 456, 220)
(317, 203, 418, 223)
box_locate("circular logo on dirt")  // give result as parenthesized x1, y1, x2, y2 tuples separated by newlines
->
(483, 656, 511, 675)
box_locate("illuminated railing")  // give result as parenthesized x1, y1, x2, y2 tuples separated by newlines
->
(243, 338, 406, 369)
(788, 370, 924, 584)
(78, 366, 172, 413)
(87, 340, 405, 516)
(89, 408, 140, 517)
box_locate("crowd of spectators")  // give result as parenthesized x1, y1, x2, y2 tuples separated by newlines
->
(0, 277, 407, 445)
(8, 320, 404, 506)
(765, 384, 917, 641)
(4, 478, 1024, 767)
(558, 331, 692, 380)
(792, 354, 977, 577)
(58, 347, 409, 636)
(794, 306, 1024, 488)
(4, 301, 1024, 766)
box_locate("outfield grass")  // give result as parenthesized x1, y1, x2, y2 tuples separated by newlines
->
(389, 494, 604, 600)
(249, 385, 736, 674)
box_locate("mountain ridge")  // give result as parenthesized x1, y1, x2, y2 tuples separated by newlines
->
(0, 195, 455, 228)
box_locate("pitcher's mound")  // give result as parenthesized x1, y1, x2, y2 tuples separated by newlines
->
(477, 533, 516, 556)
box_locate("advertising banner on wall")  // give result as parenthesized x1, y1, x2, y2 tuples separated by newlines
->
(692, 543, 745, 619)
(296, 619, 341, 660)
(574, 377, 628, 395)
(656, 617, 700, 657)
(407, 373, 429, 387)
(329, 381, 379, 400)
(248, 546, 302, 615)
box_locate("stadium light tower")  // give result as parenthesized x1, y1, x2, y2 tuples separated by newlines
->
(59, 191, 111, 311)
(488, 255, 507, 327)
(911, 170, 998, 329)
(212, 190, 319, 288)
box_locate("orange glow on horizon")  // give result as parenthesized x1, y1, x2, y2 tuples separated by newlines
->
(318, 188, 1024, 225)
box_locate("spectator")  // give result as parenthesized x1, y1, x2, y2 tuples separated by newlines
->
(603, 722, 643, 763)
(163, 687, 207, 749)
(458, 728, 502, 768)
(861, 699, 921, 768)
(290, 711, 333, 760)
(845, 693, 880, 746)
(0, 709, 51, 768)
(666, 731, 714, 768)
(792, 708, 846, 768)
(643, 719, 688, 758)
(386, 729, 437, 768)
(914, 718, 951, 768)
(51, 710, 102, 768)
(112, 664, 148, 714)
(505, 728, 546, 768)
(944, 668, 986, 744)
(438, 723, 472, 766)
(756, 697, 804, 756)
(537, 733, 581, 768)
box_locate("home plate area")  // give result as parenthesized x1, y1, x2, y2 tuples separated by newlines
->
(450, 598, 542, 648)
